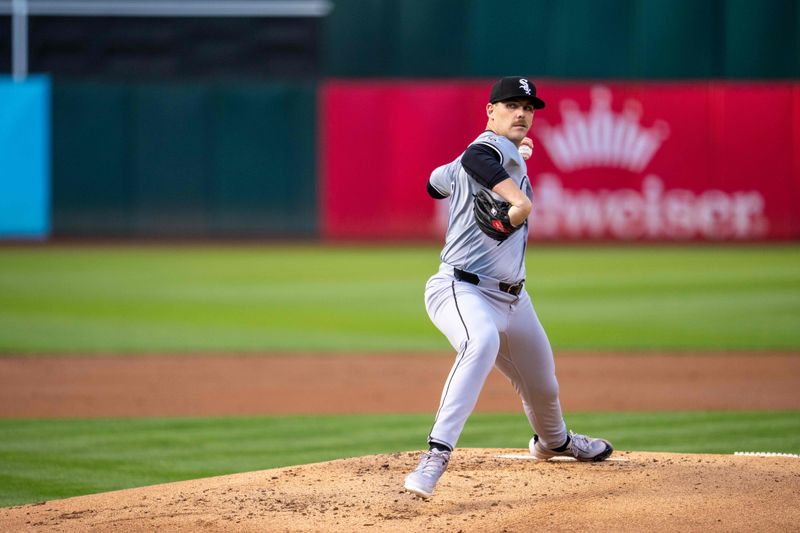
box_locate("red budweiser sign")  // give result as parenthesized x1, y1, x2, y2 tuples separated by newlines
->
(322, 81, 800, 240)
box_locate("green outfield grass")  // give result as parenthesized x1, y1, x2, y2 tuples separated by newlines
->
(0, 411, 797, 507)
(0, 244, 798, 353)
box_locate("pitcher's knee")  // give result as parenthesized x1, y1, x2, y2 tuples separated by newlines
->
(535, 381, 560, 403)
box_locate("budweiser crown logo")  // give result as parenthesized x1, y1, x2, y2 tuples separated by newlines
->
(535, 86, 670, 173)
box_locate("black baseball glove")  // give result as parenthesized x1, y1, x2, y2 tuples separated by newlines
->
(473, 189, 519, 242)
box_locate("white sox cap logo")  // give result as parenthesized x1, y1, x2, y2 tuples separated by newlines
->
(519, 79, 531, 95)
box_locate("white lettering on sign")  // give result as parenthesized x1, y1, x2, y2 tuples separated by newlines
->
(529, 174, 769, 240)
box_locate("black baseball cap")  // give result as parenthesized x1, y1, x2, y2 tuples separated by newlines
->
(489, 76, 546, 109)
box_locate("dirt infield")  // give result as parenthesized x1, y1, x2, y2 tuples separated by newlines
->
(3, 450, 799, 532)
(1, 352, 798, 417)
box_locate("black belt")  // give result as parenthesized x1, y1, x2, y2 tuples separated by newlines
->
(454, 268, 524, 296)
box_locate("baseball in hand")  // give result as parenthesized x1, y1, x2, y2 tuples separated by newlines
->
(518, 143, 533, 160)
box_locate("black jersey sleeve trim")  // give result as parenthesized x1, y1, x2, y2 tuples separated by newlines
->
(427, 181, 448, 199)
(476, 141, 504, 165)
(461, 143, 510, 189)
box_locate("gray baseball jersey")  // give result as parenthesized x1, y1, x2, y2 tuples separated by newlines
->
(428, 131, 532, 283)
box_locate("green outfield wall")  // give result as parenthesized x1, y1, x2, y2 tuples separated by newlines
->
(51, 81, 318, 237)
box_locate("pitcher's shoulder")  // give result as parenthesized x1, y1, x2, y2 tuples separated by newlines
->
(470, 131, 518, 163)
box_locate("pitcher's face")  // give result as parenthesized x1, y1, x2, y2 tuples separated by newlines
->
(487, 99, 534, 145)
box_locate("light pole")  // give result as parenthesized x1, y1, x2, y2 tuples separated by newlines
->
(11, 0, 28, 81)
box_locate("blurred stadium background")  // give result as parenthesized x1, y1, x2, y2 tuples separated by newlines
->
(2, 0, 799, 240)
(1, 0, 799, 510)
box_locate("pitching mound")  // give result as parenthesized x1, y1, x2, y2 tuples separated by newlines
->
(3, 450, 799, 532)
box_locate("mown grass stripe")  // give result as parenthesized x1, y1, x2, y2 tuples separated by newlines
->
(1, 245, 799, 352)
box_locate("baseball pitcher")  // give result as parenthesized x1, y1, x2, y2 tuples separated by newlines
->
(404, 77, 613, 499)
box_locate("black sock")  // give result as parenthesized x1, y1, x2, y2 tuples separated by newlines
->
(429, 442, 452, 452)
(552, 435, 571, 452)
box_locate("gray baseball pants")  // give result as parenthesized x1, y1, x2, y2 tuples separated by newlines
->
(424, 263, 568, 450)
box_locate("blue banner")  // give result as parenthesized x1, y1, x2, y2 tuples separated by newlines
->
(0, 76, 51, 239)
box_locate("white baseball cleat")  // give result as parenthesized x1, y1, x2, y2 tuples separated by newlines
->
(530, 431, 613, 462)
(404, 449, 451, 499)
